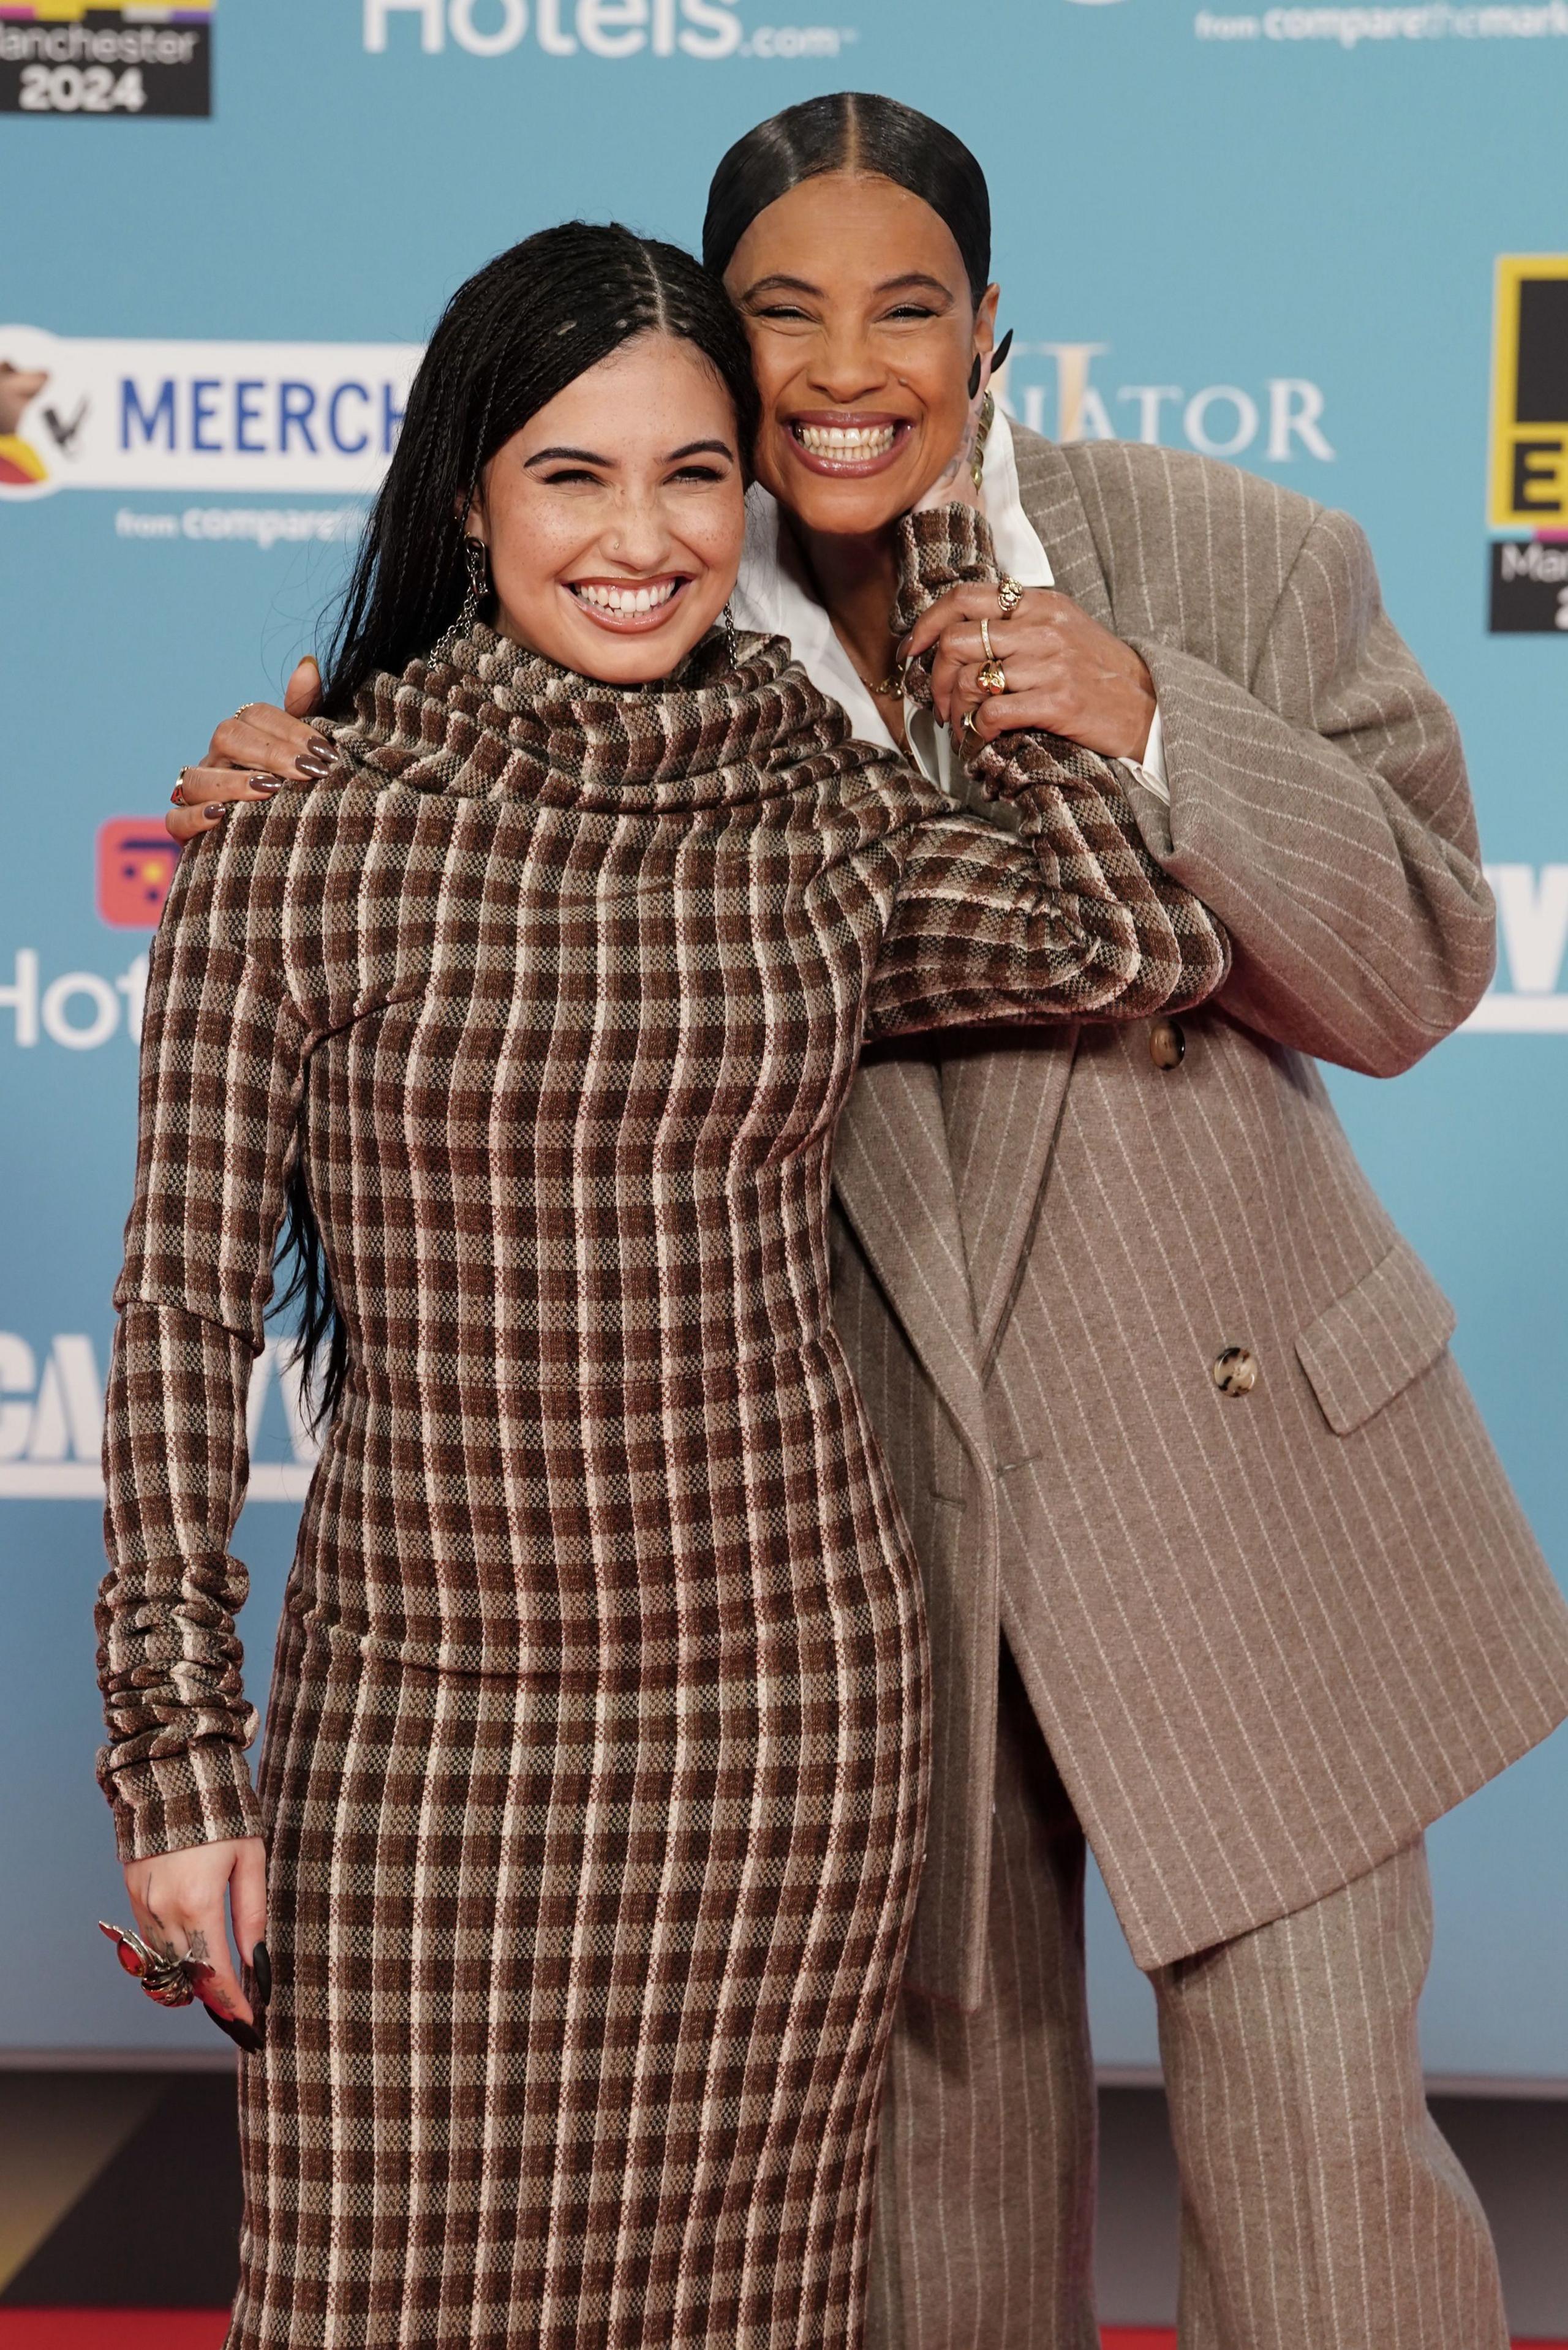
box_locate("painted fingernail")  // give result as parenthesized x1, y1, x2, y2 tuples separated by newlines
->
(250, 1942, 272, 2008)
(298, 744, 337, 778)
(203, 804, 227, 821)
(248, 776, 281, 796)
(205, 2005, 263, 2055)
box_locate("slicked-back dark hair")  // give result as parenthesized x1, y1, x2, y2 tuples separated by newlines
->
(317, 219, 760, 720)
(284, 220, 760, 1430)
(703, 93, 992, 306)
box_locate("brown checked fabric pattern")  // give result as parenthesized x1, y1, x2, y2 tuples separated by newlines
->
(97, 508, 1227, 2350)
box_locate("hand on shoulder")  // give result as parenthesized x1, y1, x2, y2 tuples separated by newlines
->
(167, 657, 342, 846)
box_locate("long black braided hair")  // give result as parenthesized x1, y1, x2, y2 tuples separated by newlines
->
(278, 221, 761, 1429)
(318, 219, 760, 715)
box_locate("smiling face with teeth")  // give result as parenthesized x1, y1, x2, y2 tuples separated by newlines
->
(466, 332, 747, 685)
(725, 171, 999, 544)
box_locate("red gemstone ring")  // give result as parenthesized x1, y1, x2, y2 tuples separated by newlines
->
(99, 1919, 216, 2010)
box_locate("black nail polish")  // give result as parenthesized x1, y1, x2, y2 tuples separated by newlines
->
(205, 2005, 263, 2055)
(250, 1942, 272, 2007)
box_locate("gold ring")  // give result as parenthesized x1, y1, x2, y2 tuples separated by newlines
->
(997, 576, 1024, 616)
(172, 767, 194, 805)
(979, 616, 997, 663)
(978, 658, 1008, 695)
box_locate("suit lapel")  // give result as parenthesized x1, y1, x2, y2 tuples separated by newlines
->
(833, 1053, 991, 1461)
(932, 429, 1109, 1361)
(836, 438, 1113, 1401)
(1011, 427, 1116, 630)
(938, 1029, 1077, 1367)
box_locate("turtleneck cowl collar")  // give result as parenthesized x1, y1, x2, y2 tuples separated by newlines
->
(323, 619, 858, 815)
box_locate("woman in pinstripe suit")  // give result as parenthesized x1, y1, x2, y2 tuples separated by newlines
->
(98, 222, 1228, 2349)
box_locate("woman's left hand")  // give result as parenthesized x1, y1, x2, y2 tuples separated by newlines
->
(902, 584, 1157, 765)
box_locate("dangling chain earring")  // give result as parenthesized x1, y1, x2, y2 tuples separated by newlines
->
(971, 393, 997, 492)
(968, 329, 1012, 491)
(720, 602, 740, 668)
(433, 535, 490, 663)
(458, 534, 489, 632)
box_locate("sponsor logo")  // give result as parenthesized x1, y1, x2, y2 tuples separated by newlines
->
(0, 327, 1332, 511)
(1464, 864, 1568, 1030)
(0, 2, 214, 118)
(1196, 4, 1568, 40)
(0, 947, 147, 1049)
(97, 820, 178, 928)
(1005, 344, 1334, 464)
(0, 327, 417, 500)
(113, 504, 367, 549)
(363, 0, 857, 58)
(0, 1332, 317, 1500)
(1487, 257, 1568, 634)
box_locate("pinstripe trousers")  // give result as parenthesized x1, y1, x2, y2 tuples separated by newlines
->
(865, 1646, 1508, 2350)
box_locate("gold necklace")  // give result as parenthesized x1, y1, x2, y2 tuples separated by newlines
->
(851, 655, 905, 698)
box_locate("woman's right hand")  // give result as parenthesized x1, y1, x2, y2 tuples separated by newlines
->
(167, 656, 336, 845)
(123, 1835, 270, 2051)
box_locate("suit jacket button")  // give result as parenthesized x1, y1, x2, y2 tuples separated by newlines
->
(1213, 1346, 1257, 1396)
(1150, 1017, 1186, 1070)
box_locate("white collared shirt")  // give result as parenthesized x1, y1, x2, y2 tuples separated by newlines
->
(729, 407, 1168, 808)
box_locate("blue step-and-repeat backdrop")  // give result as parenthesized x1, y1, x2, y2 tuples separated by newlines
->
(1, 0, 1563, 2074)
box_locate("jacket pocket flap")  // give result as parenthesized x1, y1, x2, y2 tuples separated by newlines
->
(1295, 1238, 1457, 1437)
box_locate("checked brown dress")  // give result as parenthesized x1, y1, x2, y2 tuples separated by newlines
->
(97, 511, 1228, 2350)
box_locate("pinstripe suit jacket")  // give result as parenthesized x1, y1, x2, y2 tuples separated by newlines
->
(831, 428, 1568, 2008)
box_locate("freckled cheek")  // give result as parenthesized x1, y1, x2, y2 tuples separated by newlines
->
(495, 516, 589, 612)
(684, 499, 746, 596)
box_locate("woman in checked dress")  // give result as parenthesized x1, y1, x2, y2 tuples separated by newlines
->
(96, 224, 1228, 2349)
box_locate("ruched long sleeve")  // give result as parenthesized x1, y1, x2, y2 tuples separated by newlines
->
(97, 828, 306, 1863)
(865, 507, 1231, 1041)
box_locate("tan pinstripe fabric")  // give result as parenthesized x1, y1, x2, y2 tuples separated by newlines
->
(1152, 1840, 1507, 2350)
(864, 1647, 1098, 2350)
(832, 431, 1568, 2009)
(865, 1647, 1506, 2350)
